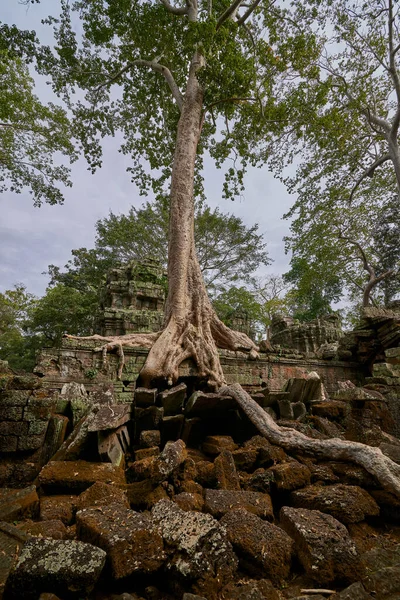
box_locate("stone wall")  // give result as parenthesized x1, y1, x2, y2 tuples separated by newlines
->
(34, 338, 366, 402)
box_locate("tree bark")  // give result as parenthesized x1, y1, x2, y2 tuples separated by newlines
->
(222, 383, 400, 498)
(135, 52, 258, 388)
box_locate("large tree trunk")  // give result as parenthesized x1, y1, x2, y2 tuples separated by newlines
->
(137, 52, 258, 388)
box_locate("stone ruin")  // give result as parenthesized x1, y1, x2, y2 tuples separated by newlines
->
(1, 263, 400, 600)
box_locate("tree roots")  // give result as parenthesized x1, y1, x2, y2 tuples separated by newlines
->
(222, 383, 400, 499)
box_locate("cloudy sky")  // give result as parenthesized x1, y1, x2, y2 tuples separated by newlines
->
(1, 0, 294, 298)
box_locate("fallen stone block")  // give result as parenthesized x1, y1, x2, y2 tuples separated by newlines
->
(311, 401, 349, 420)
(290, 484, 379, 524)
(333, 582, 372, 599)
(134, 387, 157, 407)
(134, 406, 164, 436)
(18, 519, 68, 540)
(184, 391, 236, 418)
(151, 499, 237, 587)
(40, 495, 76, 526)
(361, 546, 400, 599)
(0, 486, 39, 523)
(40, 415, 69, 465)
(98, 430, 125, 467)
(4, 538, 106, 599)
(60, 382, 90, 427)
(280, 506, 362, 584)
(161, 414, 184, 444)
(158, 382, 186, 415)
(76, 482, 130, 511)
(76, 503, 165, 579)
(269, 461, 311, 492)
(173, 492, 204, 512)
(231, 447, 258, 472)
(38, 461, 126, 494)
(125, 479, 168, 510)
(214, 450, 240, 490)
(202, 435, 238, 456)
(370, 489, 400, 523)
(0, 522, 29, 599)
(139, 429, 160, 448)
(220, 508, 293, 584)
(88, 404, 131, 432)
(204, 489, 273, 520)
(134, 446, 159, 461)
(244, 468, 275, 493)
(221, 579, 281, 600)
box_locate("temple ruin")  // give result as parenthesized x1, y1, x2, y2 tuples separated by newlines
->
(1, 261, 400, 600)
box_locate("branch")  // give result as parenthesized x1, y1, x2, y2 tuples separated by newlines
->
(348, 153, 391, 203)
(95, 60, 184, 111)
(339, 235, 373, 278)
(159, 0, 188, 14)
(236, 0, 263, 26)
(217, 0, 243, 28)
(388, 0, 400, 138)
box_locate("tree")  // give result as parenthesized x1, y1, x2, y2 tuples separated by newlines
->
(0, 285, 38, 371)
(26, 284, 98, 346)
(267, 0, 400, 311)
(40, 0, 319, 387)
(49, 196, 270, 299)
(0, 23, 77, 205)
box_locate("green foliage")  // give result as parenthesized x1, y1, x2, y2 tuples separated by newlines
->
(37, 0, 317, 202)
(284, 258, 342, 322)
(26, 284, 98, 345)
(213, 286, 263, 339)
(264, 0, 400, 311)
(49, 197, 270, 296)
(0, 36, 77, 205)
(0, 285, 38, 371)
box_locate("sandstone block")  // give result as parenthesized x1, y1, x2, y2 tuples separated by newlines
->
(158, 382, 186, 415)
(280, 506, 361, 584)
(76, 503, 165, 579)
(0, 486, 39, 522)
(139, 429, 160, 448)
(134, 446, 160, 461)
(202, 435, 238, 456)
(290, 484, 379, 524)
(184, 391, 235, 417)
(151, 499, 237, 586)
(231, 447, 258, 472)
(220, 508, 293, 584)
(4, 538, 106, 599)
(18, 519, 68, 540)
(40, 495, 76, 526)
(38, 460, 126, 494)
(204, 489, 273, 520)
(125, 479, 168, 510)
(269, 461, 311, 492)
(134, 387, 157, 407)
(76, 482, 130, 511)
(214, 450, 240, 490)
(221, 579, 281, 600)
(174, 492, 204, 512)
(0, 522, 28, 599)
(88, 404, 131, 432)
(361, 546, 400, 599)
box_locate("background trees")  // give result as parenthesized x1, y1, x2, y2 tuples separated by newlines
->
(0, 25, 77, 205)
(273, 0, 400, 312)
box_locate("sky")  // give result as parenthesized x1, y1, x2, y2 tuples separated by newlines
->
(0, 0, 295, 298)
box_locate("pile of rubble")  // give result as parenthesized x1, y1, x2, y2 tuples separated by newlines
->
(1, 362, 400, 600)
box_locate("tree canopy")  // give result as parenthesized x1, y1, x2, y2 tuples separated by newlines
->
(274, 0, 400, 310)
(0, 25, 77, 205)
